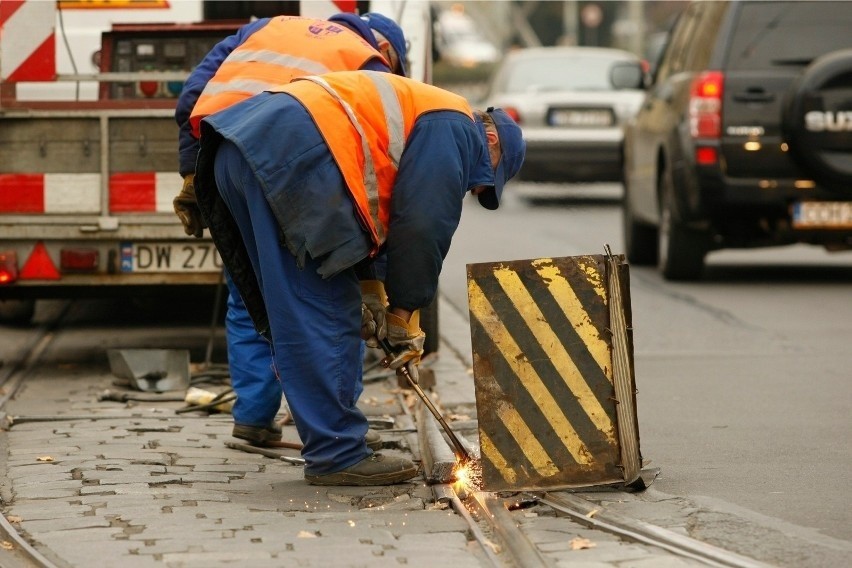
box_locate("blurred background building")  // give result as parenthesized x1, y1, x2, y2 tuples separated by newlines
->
(432, 1, 686, 75)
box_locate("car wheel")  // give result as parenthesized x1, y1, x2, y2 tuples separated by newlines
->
(622, 186, 658, 265)
(0, 299, 36, 325)
(783, 48, 852, 193)
(419, 295, 439, 356)
(658, 166, 707, 281)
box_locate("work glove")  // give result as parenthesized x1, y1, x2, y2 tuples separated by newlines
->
(173, 174, 206, 238)
(360, 280, 388, 348)
(384, 311, 425, 384)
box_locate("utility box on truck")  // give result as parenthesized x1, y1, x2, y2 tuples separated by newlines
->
(0, 2, 242, 323)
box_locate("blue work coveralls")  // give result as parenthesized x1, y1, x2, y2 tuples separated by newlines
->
(194, 90, 494, 475)
(174, 16, 391, 430)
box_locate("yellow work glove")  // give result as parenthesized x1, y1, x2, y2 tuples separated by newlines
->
(173, 174, 206, 238)
(385, 311, 425, 384)
(360, 280, 388, 348)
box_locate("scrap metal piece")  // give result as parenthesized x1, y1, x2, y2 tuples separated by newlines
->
(107, 349, 190, 392)
(225, 441, 305, 465)
(467, 252, 642, 491)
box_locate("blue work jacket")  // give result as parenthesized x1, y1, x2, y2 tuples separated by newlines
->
(195, 91, 494, 334)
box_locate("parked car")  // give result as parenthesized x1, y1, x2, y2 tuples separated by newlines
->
(483, 46, 645, 189)
(622, 0, 852, 280)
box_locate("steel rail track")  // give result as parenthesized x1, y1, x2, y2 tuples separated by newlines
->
(0, 302, 73, 568)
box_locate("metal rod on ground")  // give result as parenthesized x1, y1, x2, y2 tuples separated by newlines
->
(378, 338, 471, 464)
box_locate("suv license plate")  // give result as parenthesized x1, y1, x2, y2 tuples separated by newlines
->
(792, 202, 852, 229)
(121, 242, 223, 273)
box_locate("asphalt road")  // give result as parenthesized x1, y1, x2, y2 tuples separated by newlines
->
(439, 182, 852, 544)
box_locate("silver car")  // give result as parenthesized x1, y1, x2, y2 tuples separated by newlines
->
(484, 46, 645, 184)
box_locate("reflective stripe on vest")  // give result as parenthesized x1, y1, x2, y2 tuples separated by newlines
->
(282, 71, 474, 252)
(189, 17, 384, 138)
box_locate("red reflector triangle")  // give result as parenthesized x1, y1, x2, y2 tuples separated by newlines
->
(20, 242, 60, 280)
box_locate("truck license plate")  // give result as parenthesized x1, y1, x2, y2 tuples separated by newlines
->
(792, 202, 852, 229)
(121, 242, 223, 273)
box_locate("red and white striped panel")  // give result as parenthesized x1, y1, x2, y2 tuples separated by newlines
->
(0, 172, 181, 214)
(0, 0, 56, 81)
(299, 0, 358, 19)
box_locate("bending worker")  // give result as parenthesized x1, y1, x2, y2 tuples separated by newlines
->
(173, 13, 408, 448)
(193, 70, 525, 486)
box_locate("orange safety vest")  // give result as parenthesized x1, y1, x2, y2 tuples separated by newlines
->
(189, 16, 386, 138)
(271, 71, 475, 252)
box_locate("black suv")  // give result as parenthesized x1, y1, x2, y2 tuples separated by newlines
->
(622, 1, 852, 279)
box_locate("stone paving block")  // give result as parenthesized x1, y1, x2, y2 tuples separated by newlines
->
(38, 540, 158, 568)
(80, 482, 149, 496)
(7, 502, 90, 521)
(7, 471, 73, 485)
(192, 463, 262, 473)
(30, 526, 125, 543)
(8, 445, 82, 457)
(13, 481, 82, 499)
(19, 516, 112, 532)
(84, 449, 172, 464)
(173, 457, 228, 466)
(159, 550, 275, 565)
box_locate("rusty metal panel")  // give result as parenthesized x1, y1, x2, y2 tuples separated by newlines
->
(467, 254, 640, 491)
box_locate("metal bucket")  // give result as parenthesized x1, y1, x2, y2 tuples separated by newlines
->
(107, 349, 191, 392)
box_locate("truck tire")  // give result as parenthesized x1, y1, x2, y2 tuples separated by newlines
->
(783, 48, 852, 193)
(658, 166, 707, 281)
(419, 295, 439, 356)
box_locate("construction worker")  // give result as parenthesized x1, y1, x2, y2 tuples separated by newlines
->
(193, 70, 525, 485)
(172, 13, 408, 449)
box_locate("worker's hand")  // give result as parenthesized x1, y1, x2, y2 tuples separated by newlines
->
(385, 311, 425, 384)
(173, 174, 206, 238)
(360, 280, 388, 348)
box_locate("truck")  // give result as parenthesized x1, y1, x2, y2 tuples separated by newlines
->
(0, 0, 434, 327)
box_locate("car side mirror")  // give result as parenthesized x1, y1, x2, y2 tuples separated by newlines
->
(610, 61, 645, 90)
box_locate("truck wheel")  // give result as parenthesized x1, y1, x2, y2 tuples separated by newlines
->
(658, 167, 707, 281)
(0, 299, 36, 325)
(622, 183, 658, 265)
(419, 295, 439, 356)
(783, 48, 852, 193)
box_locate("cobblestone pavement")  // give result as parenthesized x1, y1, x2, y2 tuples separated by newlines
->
(0, 298, 733, 568)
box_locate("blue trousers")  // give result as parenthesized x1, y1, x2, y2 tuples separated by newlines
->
(214, 140, 369, 475)
(224, 272, 281, 428)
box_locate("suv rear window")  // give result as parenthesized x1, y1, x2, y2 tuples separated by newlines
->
(725, 1, 852, 71)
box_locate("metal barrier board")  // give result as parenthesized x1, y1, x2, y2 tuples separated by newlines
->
(467, 253, 641, 491)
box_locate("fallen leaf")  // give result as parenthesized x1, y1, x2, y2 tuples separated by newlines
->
(297, 531, 317, 538)
(0, 541, 13, 550)
(586, 509, 599, 518)
(6, 516, 22, 523)
(36, 456, 53, 462)
(569, 537, 596, 550)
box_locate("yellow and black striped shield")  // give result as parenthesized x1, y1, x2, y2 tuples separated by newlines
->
(467, 253, 640, 491)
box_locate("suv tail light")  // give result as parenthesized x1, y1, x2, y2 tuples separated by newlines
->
(689, 71, 724, 164)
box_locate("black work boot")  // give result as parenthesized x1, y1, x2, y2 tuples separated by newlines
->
(304, 454, 418, 486)
(232, 421, 283, 446)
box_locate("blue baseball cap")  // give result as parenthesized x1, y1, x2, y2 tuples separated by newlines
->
(478, 107, 526, 210)
(360, 12, 408, 77)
